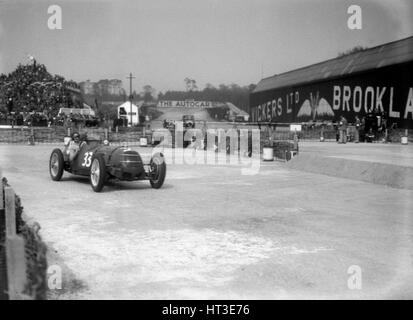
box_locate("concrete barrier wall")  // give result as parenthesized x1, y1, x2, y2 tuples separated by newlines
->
(286, 153, 413, 190)
(0, 126, 410, 145)
(0, 127, 148, 144)
(0, 174, 48, 300)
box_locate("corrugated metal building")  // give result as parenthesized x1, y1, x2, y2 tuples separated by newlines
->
(250, 36, 413, 129)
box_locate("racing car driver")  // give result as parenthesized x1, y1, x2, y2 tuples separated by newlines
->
(67, 132, 81, 161)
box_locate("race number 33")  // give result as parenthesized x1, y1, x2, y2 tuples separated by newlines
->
(82, 152, 93, 167)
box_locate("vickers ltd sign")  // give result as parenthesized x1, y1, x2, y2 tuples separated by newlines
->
(250, 62, 413, 128)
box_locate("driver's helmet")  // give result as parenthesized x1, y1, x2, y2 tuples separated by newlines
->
(72, 132, 80, 143)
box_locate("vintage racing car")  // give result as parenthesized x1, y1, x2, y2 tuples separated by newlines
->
(49, 135, 166, 192)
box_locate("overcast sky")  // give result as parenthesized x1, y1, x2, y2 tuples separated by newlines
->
(0, 0, 412, 93)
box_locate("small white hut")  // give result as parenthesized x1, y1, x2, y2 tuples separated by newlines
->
(117, 101, 139, 126)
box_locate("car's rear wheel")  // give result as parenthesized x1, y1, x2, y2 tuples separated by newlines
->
(149, 153, 166, 189)
(90, 154, 106, 192)
(49, 149, 64, 181)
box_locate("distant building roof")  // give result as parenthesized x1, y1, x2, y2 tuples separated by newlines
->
(226, 102, 249, 116)
(59, 107, 95, 116)
(253, 36, 413, 93)
(117, 101, 140, 110)
(83, 102, 93, 109)
(66, 85, 81, 94)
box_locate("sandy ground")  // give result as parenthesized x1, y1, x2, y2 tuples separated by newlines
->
(0, 143, 412, 299)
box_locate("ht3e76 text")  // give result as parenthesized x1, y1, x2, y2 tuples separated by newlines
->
(162, 304, 250, 317)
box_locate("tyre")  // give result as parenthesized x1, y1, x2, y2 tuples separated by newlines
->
(49, 148, 64, 181)
(90, 154, 107, 192)
(285, 150, 292, 161)
(149, 153, 166, 189)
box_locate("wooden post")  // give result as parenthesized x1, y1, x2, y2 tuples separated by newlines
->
(5, 187, 15, 237)
(0, 171, 6, 300)
(5, 236, 26, 299)
(29, 127, 35, 145)
(0, 170, 3, 210)
(4, 187, 28, 300)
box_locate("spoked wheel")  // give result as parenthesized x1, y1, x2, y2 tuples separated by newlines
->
(149, 153, 166, 189)
(90, 154, 106, 192)
(49, 149, 64, 181)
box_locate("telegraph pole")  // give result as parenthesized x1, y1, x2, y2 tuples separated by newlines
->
(126, 73, 135, 127)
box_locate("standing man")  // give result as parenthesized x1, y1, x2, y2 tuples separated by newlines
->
(360, 116, 366, 142)
(339, 116, 348, 144)
(354, 116, 361, 143)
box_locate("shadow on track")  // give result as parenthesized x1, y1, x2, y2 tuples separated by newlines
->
(58, 175, 173, 192)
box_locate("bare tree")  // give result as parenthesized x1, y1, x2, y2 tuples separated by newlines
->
(142, 85, 155, 102)
(184, 78, 198, 91)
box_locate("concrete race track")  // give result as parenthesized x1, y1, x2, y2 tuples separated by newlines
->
(0, 143, 412, 299)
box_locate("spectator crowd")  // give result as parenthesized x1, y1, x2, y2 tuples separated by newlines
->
(0, 61, 99, 127)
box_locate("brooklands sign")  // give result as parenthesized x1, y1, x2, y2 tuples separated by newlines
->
(250, 61, 413, 128)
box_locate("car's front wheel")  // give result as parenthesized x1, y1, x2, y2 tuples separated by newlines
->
(90, 154, 106, 192)
(149, 153, 166, 189)
(49, 149, 64, 181)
